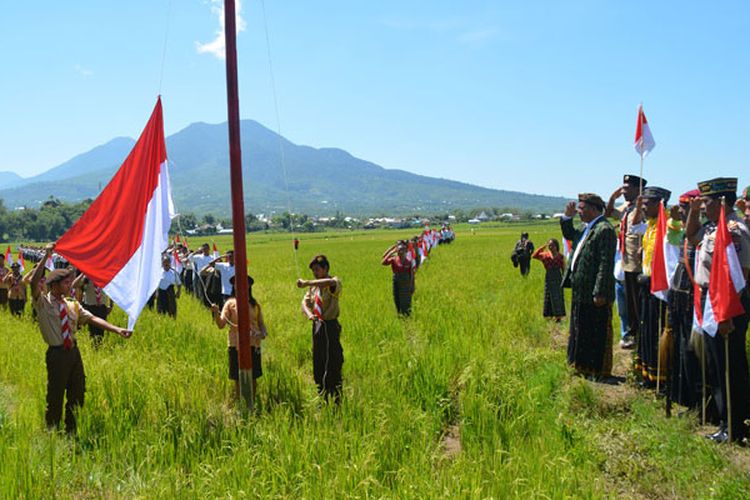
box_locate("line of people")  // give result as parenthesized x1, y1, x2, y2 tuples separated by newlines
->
(558, 175, 750, 445)
(381, 225, 456, 316)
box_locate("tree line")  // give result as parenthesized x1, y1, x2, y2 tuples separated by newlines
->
(0, 197, 549, 243)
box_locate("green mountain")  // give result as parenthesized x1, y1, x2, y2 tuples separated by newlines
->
(0, 120, 567, 216)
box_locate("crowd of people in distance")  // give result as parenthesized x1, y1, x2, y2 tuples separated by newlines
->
(381, 224, 455, 316)
(521, 175, 750, 445)
(1, 224, 457, 434)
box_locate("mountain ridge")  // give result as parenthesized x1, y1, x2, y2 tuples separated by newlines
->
(0, 120, 567, 216)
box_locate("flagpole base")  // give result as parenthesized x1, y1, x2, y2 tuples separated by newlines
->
(238, 369, 254, 412)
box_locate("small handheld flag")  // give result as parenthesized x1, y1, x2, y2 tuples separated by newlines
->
(17, 250, 24, 273)
(4, 246, 12, 266)
(634, 104, 656, 158)
(212, 242, 220, 259)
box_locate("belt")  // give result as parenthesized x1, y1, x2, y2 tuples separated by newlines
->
(48, 342, 77, 350)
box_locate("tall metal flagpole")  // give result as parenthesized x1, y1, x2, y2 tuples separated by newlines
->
(224, 0, 253, 409)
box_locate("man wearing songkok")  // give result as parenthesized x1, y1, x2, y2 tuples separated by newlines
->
(629, 186, 671, 387)
(686, 177, 750, 443)
(30, 244, 132, 435)
(561, 193, 616, 378)
(667, 190, 702, 409)
(606, 175, 647, 349)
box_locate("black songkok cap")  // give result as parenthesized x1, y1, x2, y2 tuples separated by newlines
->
(641, 186, 671, 203)
(623, 174, 647, 187)
(578, 193, 606, 210)
(697, 177, 737, 198)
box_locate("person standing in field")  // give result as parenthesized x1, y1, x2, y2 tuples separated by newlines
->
(512, 233, 534, 277)
(205, 250, 235, 308)
(72, 273, 113, 347)
(298, 255, 344, 404)
(157, 256, 181, 318)
(687, 177, 750, 444)
(5, 262, 27, 316)
(606, 175, 646, 349)
(188, 243, 213, 307)
(561, 194, 616, 379)
(30, 244, 131, 435)
(381, 240, 415, 316)
(0, 253, 9, 311)
(532, 238, 566, 321)
(211, 275, 266, 401)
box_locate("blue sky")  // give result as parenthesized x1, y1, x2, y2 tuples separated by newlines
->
(2, 1, 749, 201)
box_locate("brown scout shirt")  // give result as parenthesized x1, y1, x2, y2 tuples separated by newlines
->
(302, 277, 342, 321)
(33, 292, 93, 346)
(220, 298, 265, 348)
(611, 202, 643, 273)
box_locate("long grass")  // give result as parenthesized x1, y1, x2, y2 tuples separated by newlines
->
(1, 224, 748, 497)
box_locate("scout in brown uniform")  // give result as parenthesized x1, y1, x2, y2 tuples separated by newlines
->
(30, 244, 132, 434)
(606, 174, 647, 349)
(72, 272, 113, 347)
(211, 275, 266, 401)
(5, 263, 28, 316)
(298, 255, 344, 403)
(0, 254, 9, 310)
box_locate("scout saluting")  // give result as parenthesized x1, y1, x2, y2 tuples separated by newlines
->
(298, 255, 344, 404)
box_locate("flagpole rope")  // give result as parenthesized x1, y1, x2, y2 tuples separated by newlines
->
(259, 0, 301, 280)
(157, 0, 174, 95)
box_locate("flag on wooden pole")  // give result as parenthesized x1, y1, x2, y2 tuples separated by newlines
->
(55, 98, 175, 330)
(634, 104, 656, 158)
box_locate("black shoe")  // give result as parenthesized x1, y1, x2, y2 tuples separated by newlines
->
(705, 427, 726, 440)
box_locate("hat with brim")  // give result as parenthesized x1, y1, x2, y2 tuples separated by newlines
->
(641, 186, 671, 203)
(10, 262, 20, 269)
(578, 193, 606, 210)
(46, 268, 72, 284)
(698, 177, 737, 198)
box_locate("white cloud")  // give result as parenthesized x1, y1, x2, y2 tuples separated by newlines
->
(196, 0, 247, 60)
(73, 64, 93, 77)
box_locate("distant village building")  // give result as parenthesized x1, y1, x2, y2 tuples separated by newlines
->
(476, 211, 491, 221)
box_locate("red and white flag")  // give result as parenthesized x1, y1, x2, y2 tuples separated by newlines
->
(55, 98, 174, 329)
(562, 239, 573, 260)
(701, 205, 746, 336)
(650, 203, 680, 301)
(634, 104, 656, 158)
(4, 246, 12, 266)
(172, 249, 183, 274)
(212, 242, 220, 259)
(16, 250, 24, 273)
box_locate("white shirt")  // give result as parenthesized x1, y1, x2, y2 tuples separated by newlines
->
(215, 262, 235, 296)
(190, 253, 214, 275)
(159, 268, 181, 290)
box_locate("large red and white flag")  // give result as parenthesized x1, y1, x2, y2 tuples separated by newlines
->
(55, 98, 174, 329)
(701, 204, 746, 336)
(4, 246, 12, 266)
(650, 203, 680, 301)
(634, 104, 655, 158)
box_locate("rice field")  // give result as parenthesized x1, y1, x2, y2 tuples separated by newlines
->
(1, 223, 748, 498)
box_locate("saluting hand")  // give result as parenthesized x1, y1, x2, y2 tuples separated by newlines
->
(564, 201, 577, 218)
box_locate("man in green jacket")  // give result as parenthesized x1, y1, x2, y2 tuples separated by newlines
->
(561, 193, 617, 378)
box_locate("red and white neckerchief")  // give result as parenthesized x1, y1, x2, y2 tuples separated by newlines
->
(58, 299, 73, 350)
(313, 288, 324, 321)
(94, 285, 102, 305)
